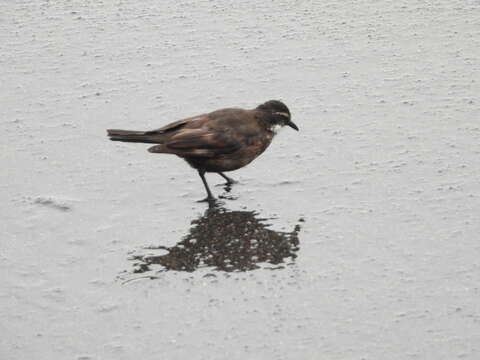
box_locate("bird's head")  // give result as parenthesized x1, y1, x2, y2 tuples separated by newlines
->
(257, 100, 299, 132)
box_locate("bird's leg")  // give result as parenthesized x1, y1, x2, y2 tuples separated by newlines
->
(198, 170, 215, 202)
(217, 172, 237, 185)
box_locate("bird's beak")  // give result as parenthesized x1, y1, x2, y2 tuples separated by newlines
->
(287, 121, 299, 131)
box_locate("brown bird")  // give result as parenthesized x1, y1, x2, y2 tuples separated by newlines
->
(107, 100, 298, 201)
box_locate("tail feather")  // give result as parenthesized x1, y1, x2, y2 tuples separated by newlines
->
(107, 129, 163, 144)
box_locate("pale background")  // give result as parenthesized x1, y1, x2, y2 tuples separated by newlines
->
(2, 1, 480, 359)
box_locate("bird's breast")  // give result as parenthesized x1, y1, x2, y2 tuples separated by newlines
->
(185, 133, 274, 173)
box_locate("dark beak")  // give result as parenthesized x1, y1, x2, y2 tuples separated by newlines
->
(287, 121, 299, 131)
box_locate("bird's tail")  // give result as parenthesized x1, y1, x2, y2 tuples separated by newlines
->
(107, 129, 163, 144)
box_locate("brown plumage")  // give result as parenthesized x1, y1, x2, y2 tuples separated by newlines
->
(107, 100, 298, 201)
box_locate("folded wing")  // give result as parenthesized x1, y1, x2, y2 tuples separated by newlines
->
(148, 128, 242, 158)
(145, 115, 207, 135)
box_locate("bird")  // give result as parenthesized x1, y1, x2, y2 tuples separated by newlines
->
(107, 100, 299, 201)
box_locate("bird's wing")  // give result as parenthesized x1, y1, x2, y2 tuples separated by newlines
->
(145, 114, 207, 134)
(148, 128, 242, 157)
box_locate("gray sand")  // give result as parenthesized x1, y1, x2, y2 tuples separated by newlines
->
(2, 1, 480, 359)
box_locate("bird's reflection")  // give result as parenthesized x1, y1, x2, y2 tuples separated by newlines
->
(130, 203, 302, 273)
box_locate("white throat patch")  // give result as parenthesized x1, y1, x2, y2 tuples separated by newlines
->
(272, 123, 284, 134)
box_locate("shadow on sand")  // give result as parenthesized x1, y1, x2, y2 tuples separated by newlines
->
(129, 201, 302, 275)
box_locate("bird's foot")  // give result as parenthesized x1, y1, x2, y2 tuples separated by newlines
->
(225, 179, 238, 185)
(219, 193, 238, 201)
(216, 182, 234, 195)
(215, 179, 238, 188)
(197, 197, 223, 208)
(217, 172, 238, 186)
(197, 196, 217, 204)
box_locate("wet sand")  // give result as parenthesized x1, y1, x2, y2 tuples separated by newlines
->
(2, 1, 480, 359)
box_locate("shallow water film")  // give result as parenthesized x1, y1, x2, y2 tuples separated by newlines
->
(2, 1, 480, 359)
